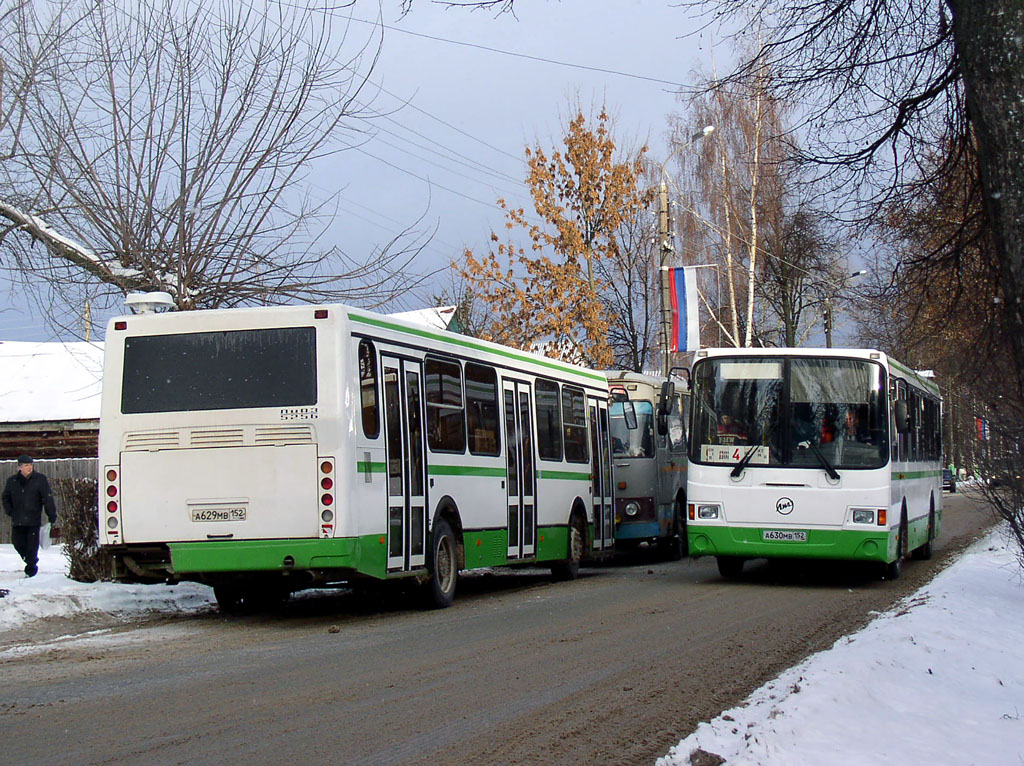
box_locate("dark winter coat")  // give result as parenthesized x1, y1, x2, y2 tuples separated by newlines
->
(2, 471, 58, 527)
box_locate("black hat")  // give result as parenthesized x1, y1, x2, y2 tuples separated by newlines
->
(17, 454, 33, 464)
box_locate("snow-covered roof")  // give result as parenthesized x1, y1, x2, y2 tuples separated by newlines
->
(388, 306, 458, 332)
(0, 341, 103, 423)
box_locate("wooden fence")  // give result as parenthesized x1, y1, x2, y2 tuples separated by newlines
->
(0, 458, 97, 544)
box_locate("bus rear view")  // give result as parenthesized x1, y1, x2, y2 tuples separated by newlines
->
(99, 308, 335, 604)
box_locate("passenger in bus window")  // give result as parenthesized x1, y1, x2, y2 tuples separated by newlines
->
(843, 408, 873, 444)
(716, 414, 747, 445)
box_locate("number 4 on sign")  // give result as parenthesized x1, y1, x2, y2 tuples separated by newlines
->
(732, 448, 741, 461)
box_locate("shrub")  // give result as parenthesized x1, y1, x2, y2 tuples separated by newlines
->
(53, 478, 112, 583)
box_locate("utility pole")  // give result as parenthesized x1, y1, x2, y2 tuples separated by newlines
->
(659, 181, 672, 376)
(823, 295, 832, 348)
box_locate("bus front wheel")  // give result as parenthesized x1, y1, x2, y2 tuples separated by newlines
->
(717, 556, 744, 578)
(661, 504, 687, 562)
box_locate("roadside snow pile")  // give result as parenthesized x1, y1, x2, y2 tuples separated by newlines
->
(0, 545, 214, 630)
(658, 527, 1024, 766)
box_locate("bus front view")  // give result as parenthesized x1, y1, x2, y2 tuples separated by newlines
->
(686, 348, 935, 579)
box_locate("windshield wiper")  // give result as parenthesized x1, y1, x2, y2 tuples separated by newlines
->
(802, 441, 840, 481)
(730, 445, 761, 478)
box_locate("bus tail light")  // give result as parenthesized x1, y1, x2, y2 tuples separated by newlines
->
(319, 458, 336, 538)
(103, 466, 121, 542)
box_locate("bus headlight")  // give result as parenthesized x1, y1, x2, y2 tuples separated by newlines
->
(852, 508, 875, 525)
(697, 504, 721, 520)
(624, 501, 640, 517)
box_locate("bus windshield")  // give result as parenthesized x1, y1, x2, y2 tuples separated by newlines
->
(609, 400, 655, 458)
(689, 356, 888, 470)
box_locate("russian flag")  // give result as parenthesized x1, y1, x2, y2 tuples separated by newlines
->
(668, 266, 700, 353)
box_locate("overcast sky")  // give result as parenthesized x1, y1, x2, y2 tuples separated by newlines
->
(0, 0, 730, 342)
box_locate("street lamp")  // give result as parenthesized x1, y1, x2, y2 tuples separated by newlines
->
(823, 269, 867, 348)
(658, 126, 715, 374)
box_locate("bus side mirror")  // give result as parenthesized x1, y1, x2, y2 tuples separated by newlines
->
(894, 400, 909, 433)
(657, 381, 676, 436)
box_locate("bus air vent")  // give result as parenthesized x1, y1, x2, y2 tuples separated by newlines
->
(124, 431, 181, 451)
(190, 427, 245, 447)
(254, 425, 314, 445)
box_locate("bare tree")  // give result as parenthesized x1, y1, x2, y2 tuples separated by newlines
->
(680, 0, 1024, 396)
(669, 47, 842, 350)
(1, 0, 428, 335)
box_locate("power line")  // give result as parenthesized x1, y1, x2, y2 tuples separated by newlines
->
(345, 15, 688, 90)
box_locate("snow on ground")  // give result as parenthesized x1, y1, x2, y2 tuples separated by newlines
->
(0, 544, 213, 631)
(2, 528, 1023, 764)
(659, 526, 1024, 766)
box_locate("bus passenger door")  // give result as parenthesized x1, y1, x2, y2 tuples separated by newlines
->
(382, 356, 427, 572)
(589, 398, 614, 551)
(503, 379, 536, 559)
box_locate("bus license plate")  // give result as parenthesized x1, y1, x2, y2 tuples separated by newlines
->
(763, 529, 807, 542)
(190, 507, 247, 522)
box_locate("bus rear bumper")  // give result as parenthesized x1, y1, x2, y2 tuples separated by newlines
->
(105, 535, 392, 583)
(687, 524, 893, 562)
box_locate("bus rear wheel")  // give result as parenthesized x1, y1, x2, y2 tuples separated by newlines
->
(423, 518, 458, 609)
(717, 556, 744, 578)
(551, 515, 584, 582)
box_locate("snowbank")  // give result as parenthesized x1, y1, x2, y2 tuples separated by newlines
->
(659, 527, 1024, 765)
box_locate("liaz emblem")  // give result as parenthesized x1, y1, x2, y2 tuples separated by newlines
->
(776, 497, 794, 515)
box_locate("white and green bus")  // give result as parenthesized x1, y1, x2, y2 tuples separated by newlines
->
(98, 303, 614, 610)
(686, 348, 942, 579)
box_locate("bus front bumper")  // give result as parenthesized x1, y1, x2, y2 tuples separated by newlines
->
(687, 524, 895, 562)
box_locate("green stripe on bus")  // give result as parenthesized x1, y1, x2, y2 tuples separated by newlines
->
(892, 469, 941, 480)
(348, 312, 606, 384)
(888, 359, 940, 395)
(357, 461, 386, 473)
(537, 469, 592, 481)
(427, 465, 507, 477)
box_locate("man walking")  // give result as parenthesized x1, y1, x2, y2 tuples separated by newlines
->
(3, 455, 58, 577)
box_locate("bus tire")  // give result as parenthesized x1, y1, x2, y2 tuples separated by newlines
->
(884, 510, 908, 580)
(717, 556, 744, 578)
(913, 509, 936, 561)
(214, 584, 244, 613)
(661, 504, 687, 562)
(423, 518, 458, 609)
(551, 514, 584, 582)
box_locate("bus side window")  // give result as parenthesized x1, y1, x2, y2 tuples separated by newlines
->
(466, 363, 500, 456)
(535, 379, 563, 461)
(561, 385, 589, 463)
(358, 339, 379, 439)
(425, 357, 466, 453)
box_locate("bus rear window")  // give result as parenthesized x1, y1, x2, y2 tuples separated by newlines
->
(121, 327, 317, 413)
